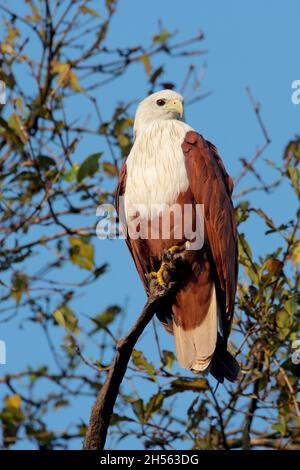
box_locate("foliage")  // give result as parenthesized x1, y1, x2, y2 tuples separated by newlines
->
(0, 0, 299, 450)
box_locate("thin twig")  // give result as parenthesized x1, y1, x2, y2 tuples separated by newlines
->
(235, 88, 271, 187)
(273, 358, 300, 418)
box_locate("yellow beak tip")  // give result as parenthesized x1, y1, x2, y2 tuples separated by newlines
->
(167, 99, 183, 117)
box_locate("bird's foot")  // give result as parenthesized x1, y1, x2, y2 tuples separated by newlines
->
(147, 241, 190, 295)
(166, 240, 190, 259)
(150, 261, 167, 289)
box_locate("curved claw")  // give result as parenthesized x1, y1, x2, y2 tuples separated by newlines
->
(150, 261, 167, 288)
(148, 241, 190, 292)
(163, 241, 190, 262)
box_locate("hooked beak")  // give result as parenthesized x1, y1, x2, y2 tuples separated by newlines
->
(165, 99, 184, 118)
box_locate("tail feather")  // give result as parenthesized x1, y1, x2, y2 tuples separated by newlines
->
(210, 336, 241, 383)
(173, 285, 217, 372)
(170, 280, 240, 383)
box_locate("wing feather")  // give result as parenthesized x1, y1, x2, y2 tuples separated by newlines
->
(182, 131, 238, 336)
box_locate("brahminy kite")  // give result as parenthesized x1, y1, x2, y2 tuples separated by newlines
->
(116, 90, 240, 382)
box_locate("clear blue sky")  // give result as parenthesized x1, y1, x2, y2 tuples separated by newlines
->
(1, 0, 299, 449)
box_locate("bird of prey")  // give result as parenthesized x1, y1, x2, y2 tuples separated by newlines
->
(116, 90, 240, 382)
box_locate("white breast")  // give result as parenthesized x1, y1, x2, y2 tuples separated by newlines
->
(124, 120, 193, 219)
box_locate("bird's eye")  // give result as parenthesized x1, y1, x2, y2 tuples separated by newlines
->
(156, 99, 166, 107)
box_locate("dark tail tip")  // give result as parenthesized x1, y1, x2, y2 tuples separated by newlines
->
(210, 337, 241, 383)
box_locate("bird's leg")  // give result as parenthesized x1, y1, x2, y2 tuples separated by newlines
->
(148, 241, 190, 291)
(166, 240, 190, 258)
(150, 261, 167, 288)
(166, 240, 190, 262)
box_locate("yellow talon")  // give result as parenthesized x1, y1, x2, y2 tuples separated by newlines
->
(168, 240, 190, 254)
(150, 261, 166, 286)
(150, 242, 190, 288)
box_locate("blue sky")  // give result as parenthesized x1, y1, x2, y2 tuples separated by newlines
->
(0, 0, 299, 450)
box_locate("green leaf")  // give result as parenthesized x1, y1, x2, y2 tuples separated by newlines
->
(90, 305, 121, 334)
(53, 305, 78, 333)
(8, 112, 28, 144)
(93, 263, 108, 278)
(36, 155, 56, 169)
(54, 399, 69, 409)
(145, 393, 164, 420)
(287, 166, 300, 198)
(150, 66, 164, 85)
(69, 236, 94, 270)
(153, 30, 171, 43)
(272, 422, 286, 436)
(15, 97, 25, 114)
(1, 394, 24, 448)
(162, 350, 175, 370)
(170, 378, 207, 392)
(284, 295, 299, 315)
(110, 413, 134, 425)
(11, 272, 28, 304)
(258, 374, 269, 392)
(63, 163, 79, 182)
(131, 399, 145, 423)
(102, 161, 118, 177)
(291, 244, 300, 268)
(238, 233, 259, 284)
(255, 208, 276, 230)
(238, 233, 253, 259)
(276, 310, 292, 329)
(118, 134, 131, 149)
(235, 200, 250, 225)
(132, 349, 155, 377)
(77, 153, 102, 182)
(264, 258, 283, 277)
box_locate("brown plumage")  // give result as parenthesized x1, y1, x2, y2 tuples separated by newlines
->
(115, 91, 240, 382)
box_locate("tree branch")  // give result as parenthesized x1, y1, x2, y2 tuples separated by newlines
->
(83, 286, 174, 450)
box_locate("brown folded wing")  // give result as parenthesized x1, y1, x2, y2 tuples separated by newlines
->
(182, 131, 238, 336)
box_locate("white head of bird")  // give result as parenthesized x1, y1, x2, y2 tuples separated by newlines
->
(134, 90, 184, 136)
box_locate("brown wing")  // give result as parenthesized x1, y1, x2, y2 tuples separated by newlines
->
(115, 160, 150, 294)
(182, 131, 238, 336)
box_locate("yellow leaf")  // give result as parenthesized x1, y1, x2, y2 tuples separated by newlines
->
(51, 61, 69, 76)
(79, 5, 99, 16)
(25, 0, 41, 22)
(102, 161, 118, 177)
(53, 305, 78, 333)
(69, 237, 94, 270)
(51, 62, 82, 93)
(5, 394, 21, 409)
(118, 134, 130, 148)
(69, 71, 83, 92)
(8, 112, 28, 144)
(0, 44, 14, 54)
(292, 244, 300, 268)
(140, 54, 152, 75)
